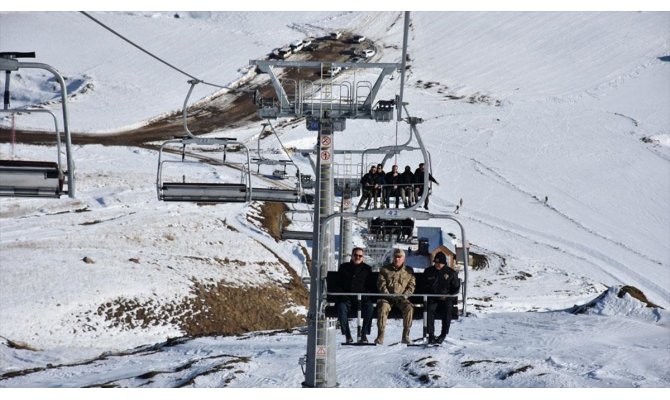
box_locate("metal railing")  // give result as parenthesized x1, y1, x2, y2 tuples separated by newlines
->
(326, 292, 461, 343)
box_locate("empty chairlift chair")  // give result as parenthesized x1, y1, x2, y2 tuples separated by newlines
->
(0, 52, 75, 198)
(157, 137, 252, 203)
(157, 138, 302, 204)
(280, 209, 314, 240)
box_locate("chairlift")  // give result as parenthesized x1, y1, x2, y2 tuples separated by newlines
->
(0, 52, 75, 198)
(253, 120, 308, 194)
(156, 81, 302, 204)
(280, 208, 314, 241)
(157, 137, 252, 202)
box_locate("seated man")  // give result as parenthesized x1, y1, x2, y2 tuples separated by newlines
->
(336, 247, 374, 343)
(375, 248, 416, 345)
(424, 252, 460, 344)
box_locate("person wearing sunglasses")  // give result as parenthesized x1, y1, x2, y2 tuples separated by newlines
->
(375, 248, 416, 345)
(336, 247, 374, 344)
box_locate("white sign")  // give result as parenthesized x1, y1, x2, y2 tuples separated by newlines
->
(320, 150, 331, 161)
(316, 346, 327, 358)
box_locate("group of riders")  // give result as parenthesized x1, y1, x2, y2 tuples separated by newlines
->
(356, 162, 439, 212)
(335, 247, 460, 346)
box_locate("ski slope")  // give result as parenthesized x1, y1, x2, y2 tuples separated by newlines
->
(0, 10, 669, 391)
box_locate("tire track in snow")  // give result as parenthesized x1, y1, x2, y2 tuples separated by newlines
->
(471, 159, 663, 267)
(466, 209, 669, 306)
(461, 195, 668, 305)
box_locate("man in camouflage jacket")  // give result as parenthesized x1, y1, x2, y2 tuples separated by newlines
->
(375, 248, 416, 345)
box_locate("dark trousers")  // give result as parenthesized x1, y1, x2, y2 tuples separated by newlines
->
(337, 297, 373, 337)
(427, 298, 454, 337)
(356, 189, 373, 211)
(415, 186, 430, 208)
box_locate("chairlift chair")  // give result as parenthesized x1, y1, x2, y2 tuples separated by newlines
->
(0, 52, 75, 198)
(157, 137, 252, 203)
(280, 208, 314, 241)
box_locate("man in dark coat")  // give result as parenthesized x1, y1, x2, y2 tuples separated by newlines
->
(384, 165, 403, 208)
(424, 251, 460, 344)
(414, 162, 439, 210)
(399, 165, 415, 207)
(336, 247, 374, 343)
(356, 165, 378, 212)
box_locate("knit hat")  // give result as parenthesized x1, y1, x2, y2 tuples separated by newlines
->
(393, 248, 405, 257)
(434, 252, 447, 264)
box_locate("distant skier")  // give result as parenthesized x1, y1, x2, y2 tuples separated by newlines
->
(424, 251, 460, 344)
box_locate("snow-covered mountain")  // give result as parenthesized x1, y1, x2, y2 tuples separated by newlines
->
(0, 11, 669, 389)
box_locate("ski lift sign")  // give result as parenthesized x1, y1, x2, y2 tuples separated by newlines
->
(320, 136, 332, 148)
(320, 150, 331, 161)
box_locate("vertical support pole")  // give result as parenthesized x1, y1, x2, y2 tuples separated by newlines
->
(339, 187, 353, 265)
(3, 70, 11, 110)
(304, 115, 337, 387)
(398, 11, 410, 122)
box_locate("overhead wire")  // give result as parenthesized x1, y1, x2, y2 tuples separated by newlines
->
(79, 11, 231, 90)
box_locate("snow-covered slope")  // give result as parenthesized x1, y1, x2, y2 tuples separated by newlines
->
(1, 11, 669, 388)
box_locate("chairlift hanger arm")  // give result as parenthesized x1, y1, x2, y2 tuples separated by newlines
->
(250, 59, 401, 70)
(253, 63, 291, 109)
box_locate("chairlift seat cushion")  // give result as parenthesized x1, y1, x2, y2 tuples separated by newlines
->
(160, 182, 248, 202)
(0, 160, 63, 197)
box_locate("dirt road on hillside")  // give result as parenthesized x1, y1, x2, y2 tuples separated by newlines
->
(0, 35, 376, 148)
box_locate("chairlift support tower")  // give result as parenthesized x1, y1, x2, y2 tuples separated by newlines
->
(249, 57, 401, 387)
(248, 12, 469, 388)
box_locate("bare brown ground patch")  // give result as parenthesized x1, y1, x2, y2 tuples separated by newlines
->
(182, 280, 306, 336)
(254, 201, 289, 242)
(1, 35, 358, 147)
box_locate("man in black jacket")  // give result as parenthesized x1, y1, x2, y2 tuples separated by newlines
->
(356, 166, 378, 212)
(399, 165, 415, 207)
(414, 163, 439, 210)
(384, 165, 403, 208)
(424, 251, 460, 344)
(336, 247, 374, 343)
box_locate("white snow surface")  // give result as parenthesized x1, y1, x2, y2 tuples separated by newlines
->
(0, 10, 669, 391)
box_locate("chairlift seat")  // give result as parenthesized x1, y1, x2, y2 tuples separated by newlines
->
(280, 230, 314, 240)
(324, 271, 459, 320)
(0, 160, 63, 198)
(160, 182, 248, 202)
(250, 187, 300, 203)
(272, 169, 288, 179)
(160, 183, 301, 204)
